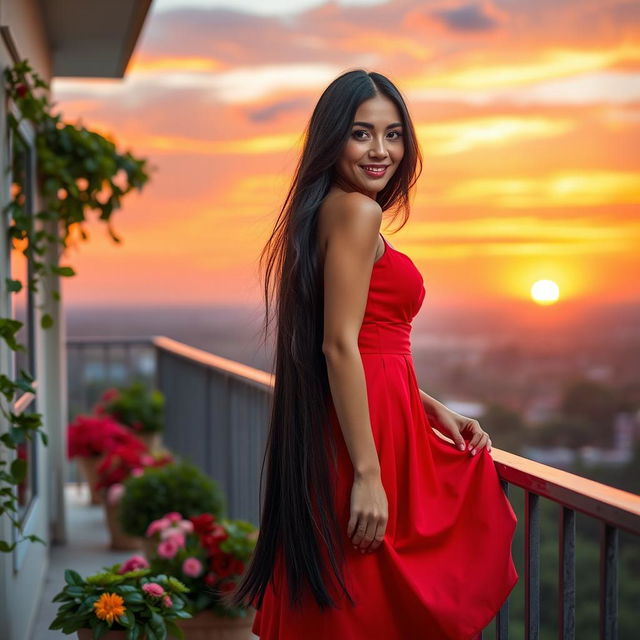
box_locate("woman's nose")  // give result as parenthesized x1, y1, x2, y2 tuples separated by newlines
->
(370, 137, 389, 156)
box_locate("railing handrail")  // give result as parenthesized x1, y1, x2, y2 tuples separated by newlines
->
(151, 335, 273, 390)
(66, 335, 640, 536)
(491, 448, 640, 535)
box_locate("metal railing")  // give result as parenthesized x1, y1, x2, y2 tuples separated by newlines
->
(65, 336, 640, 640)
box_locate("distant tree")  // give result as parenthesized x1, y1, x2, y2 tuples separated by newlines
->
(528, 415, 593, 449)
(480, 403, 526, 453)
(560, 379, 618, 447)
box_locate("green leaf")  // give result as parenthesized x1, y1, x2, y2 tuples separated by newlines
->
(10, 458, 27, 482)
(123, 592, 144, 604)
(144, 622, 159, 640)
(6, 278, 22, 292)
(40, 313, 53, 329)
(127, 623, 141, 640)
(94, 620, 111, 639)
(119, 607, 135, 629)
(65, 569, 84, 587)
(149, 609, 165, 635)
(165, 619, 184, 640)
(50, 264, 75, 277)
(172, 610, 192, 619)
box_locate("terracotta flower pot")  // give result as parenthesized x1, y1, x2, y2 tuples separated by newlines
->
(77, 628, 139, 640)
(172, 608, 256, 640)
(103, 496, 144, 551)
(76, 455, 104, 505)
(141, 537, 158, 560)
(137, 431, 162, 453)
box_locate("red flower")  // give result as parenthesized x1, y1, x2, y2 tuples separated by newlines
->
(190, 514, 216, 537)
(16, 84, 27, 98)
(204, 573, 217, 587)
(95, 445, 173, 490)
(218, 581, 236, 594)
(67, 415, 144, 459)
(209, 552, 243, 580)
(101, 388, 120, 403)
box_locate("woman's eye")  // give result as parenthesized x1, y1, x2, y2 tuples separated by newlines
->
(352, 129, 403, 140)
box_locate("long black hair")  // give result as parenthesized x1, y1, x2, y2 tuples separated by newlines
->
(222, 69, 423, 613)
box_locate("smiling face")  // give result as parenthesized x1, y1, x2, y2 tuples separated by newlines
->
(333, 93, 405, 200)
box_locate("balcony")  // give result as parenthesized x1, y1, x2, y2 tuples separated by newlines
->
(33, 336, 640, 639)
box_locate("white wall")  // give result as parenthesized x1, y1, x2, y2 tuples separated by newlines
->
(0, 2, 66, 639)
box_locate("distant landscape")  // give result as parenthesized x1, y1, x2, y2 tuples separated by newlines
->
(66, 299, 640, 488)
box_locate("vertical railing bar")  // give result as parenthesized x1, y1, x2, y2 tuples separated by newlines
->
(224, 373, 233, 518)
(80, 343, 89, 413)
(124, 342, 132, 384)
(599, 522, 618, 640)
(203, 364, 212, 480)
(525, 490, 540, 640)
(558, 506, 575, 640)
(496, 477, 510, 640)
(103, 343, 110, 388)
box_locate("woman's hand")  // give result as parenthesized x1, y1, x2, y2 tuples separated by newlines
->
(428, 404, 492, 455)
(347, 470, 388, 553)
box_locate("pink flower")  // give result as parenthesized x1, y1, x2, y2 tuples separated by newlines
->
(118, 555, 149, 574)
(107, 483, 125, 505)
(157, 538, 180, 559)
(182, 557, 203, 578)
(162, 595, 173, 608)
(142, 582, 165, 598)
(177, 520, 194, 534)
(159, 529, 186, 547)
(145, 517, 170, 538)
(141, 454, 155, 465)
(165, 512, 182, 523)
(131, 467, 144, 477)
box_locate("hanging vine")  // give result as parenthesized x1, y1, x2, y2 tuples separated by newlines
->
(0, 59, 152, 552)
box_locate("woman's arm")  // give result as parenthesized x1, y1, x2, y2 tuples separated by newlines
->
(322, 192, 383, 478)
(418, 387, 492, 454)
(418, 388, 447, 419)
(321, 191, 388, 553)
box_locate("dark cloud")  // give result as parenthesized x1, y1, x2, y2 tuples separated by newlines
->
(246, 97, 312, 123)
(431, 2, 502, 32)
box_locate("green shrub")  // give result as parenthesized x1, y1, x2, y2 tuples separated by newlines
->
(119, 462, 225, 537)
(100, 380, 165, 434)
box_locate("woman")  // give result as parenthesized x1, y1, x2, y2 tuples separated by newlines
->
(224, 69, 518, 639)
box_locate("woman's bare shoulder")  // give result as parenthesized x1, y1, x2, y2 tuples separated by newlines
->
(318, 191, 382, 252)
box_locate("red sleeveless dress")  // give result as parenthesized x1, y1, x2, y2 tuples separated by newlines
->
(252, 234, 518, 639)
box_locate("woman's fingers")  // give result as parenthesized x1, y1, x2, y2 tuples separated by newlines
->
(368, 520, 386, 552)
(350, 516, 368, 547)
(350, 514, 386, 552)
(348, 476, 388, 552)
(469, 431, 490, 455)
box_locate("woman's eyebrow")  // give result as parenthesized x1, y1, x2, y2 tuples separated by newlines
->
(352, 121, 403, 129)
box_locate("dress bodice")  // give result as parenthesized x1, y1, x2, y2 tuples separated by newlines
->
(357, 235, 426, 355)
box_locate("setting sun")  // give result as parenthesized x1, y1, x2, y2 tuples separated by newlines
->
(531, 279, 560, 305)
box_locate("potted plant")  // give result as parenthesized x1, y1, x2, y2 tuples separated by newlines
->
(95, 445, 174, 550)
(118, 461, 225, 544)
(48, 561, 192, 639)
(67, 414, 148, 505)
(95, 382, 165, 452)
(137, 511, 258, 638)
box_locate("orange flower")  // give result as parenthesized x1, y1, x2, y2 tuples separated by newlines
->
(93, 592, 126, 625)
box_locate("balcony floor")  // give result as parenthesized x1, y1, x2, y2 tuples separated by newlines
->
(30, 483, 259, 639)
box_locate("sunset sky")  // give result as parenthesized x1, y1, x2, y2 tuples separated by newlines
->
(50, 0, 639, 309)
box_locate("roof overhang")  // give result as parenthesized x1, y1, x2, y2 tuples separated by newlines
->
(37, 0, 153, 78)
